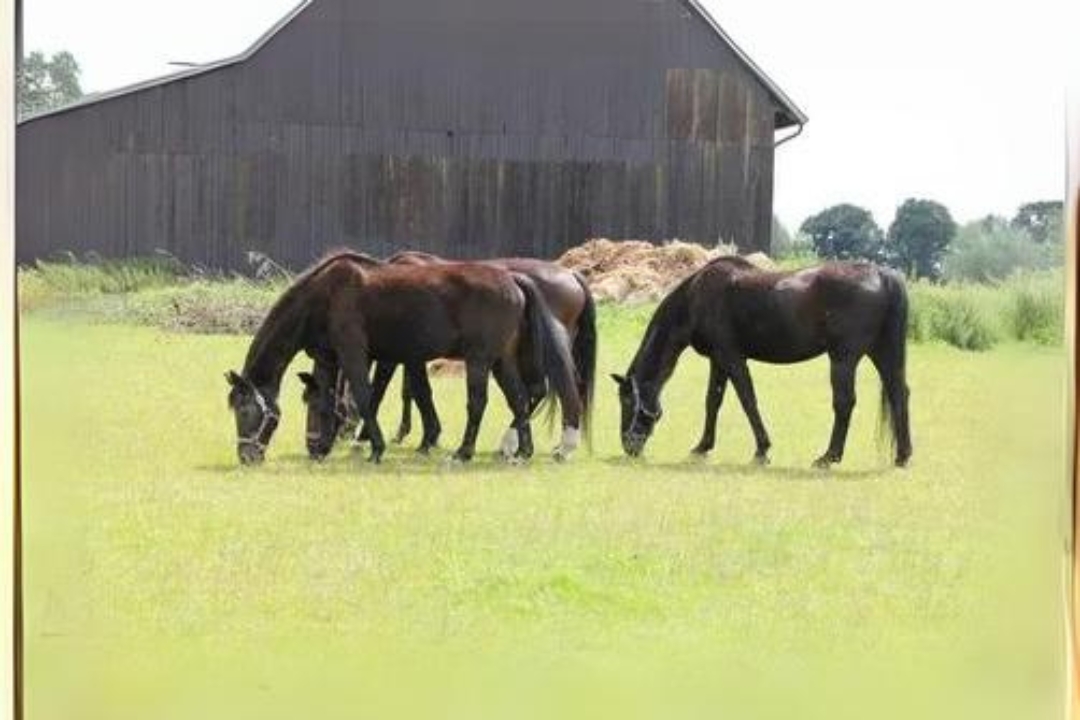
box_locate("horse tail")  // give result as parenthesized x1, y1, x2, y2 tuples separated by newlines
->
(513, 274, 584, 444)
(571, 271, 598, 451)
(876, 268, 909, 456)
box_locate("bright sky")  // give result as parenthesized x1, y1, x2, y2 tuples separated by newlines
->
(24, 0, 1069, 232)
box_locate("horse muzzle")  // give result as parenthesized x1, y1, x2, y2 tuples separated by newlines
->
(237, 444, 266, 465)
(306, 436, 333, 461)
(621, 432, 647, 458)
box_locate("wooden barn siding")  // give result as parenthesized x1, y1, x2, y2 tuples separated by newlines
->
(17, 0, 784, 270)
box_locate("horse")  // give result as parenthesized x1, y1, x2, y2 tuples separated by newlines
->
(226, 250, 583, 465)
(302, 250, 597, 458)
(611, 256, 911, 468)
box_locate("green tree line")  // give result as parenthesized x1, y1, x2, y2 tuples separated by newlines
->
(773, 199, 1063, 283)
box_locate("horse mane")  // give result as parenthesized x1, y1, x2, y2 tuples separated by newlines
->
(703, 254, 759, 271)
(626, 255, 758, 377)
(266, 249, 382, 313)
(627, 269, 694, 377)
(241, 249, 380, 379)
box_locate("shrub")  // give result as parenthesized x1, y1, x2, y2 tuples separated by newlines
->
(18, 252, 287, 334)
(906, 283, 1000, 351)
(27, 252, 190, 295)
(1004, 274, 1063, 345)
(925, 294, 998, 351)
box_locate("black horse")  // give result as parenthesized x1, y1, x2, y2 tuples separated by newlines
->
(612, 257, 911, 468)
(302, 250, 597, 458)
(226, 251, 582, 465)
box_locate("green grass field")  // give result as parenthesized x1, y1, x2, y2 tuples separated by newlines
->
(21, 308, 1067, 720)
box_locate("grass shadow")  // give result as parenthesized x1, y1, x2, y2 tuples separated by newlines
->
(597, 454, 895, 482)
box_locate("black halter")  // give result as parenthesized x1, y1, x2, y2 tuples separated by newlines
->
(626, 376, 662, 444)
(239, 387, 280, 453)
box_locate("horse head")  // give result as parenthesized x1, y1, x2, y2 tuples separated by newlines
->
(611, 373, 663, 457)
(225, 370, 281, 465)
(297, 363, 346, 461)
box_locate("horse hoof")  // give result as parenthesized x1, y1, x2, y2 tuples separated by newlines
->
(811, 456, 833, 470)
(753, 454, 770, 466)
(690, 446, 711, 458)
(368, 453, 383, 465)
(895, 457, 911, 469)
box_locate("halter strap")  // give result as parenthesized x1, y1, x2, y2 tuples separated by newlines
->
(630, 377, 662, 421)
(624, 376, 662, 447)
(239, 386, 280, 451)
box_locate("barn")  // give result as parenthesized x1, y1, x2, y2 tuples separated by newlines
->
(16, 0, 805, 270)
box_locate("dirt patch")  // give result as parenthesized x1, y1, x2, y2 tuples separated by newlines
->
(556, 239, 774, 303)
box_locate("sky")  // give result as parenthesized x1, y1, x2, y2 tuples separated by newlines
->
(23, 0, 1070, 232)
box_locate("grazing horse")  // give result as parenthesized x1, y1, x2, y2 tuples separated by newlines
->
(226, 251, 582, 465)
(612, 257, 911, 468)
(305, 250, 597, 458)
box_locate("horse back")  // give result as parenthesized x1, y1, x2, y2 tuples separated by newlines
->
(322, 259, 525, 361)
(690, 260, 893, 363)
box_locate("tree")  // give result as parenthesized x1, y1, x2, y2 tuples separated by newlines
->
(1011, 200, 1063, 244)
(18, 50, 83, 119)
(798, 204, 883, 262)
(885, 199, 956, 281)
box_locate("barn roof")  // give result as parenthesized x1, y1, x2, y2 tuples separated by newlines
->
(18, 0, 315, 124)
(681, 0, 807, 128)
(21, 0, 806, 130)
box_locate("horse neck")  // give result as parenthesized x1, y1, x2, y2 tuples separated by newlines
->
(242, 292, 309, 398)
(630, 287, 691, 389)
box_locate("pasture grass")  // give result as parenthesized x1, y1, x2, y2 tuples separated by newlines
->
(21, 309, 1066, 720)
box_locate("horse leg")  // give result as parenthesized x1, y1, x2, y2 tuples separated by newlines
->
(454, 358, 492, 462)
(493, 360, 533, 460)
(357, 361, 396, 443)
(394, 366, 414, 444)
(814, 354, 859, 468)
(338, 351, 386, 464)
(692, 359, 728, 456)
(725, 358, 772, 464)
(869, 350, 912, 467)
(404, 362, 441, 454)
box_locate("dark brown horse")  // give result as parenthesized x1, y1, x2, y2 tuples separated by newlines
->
(226, 251, 582, 465)
(612, 257, 911, 467)
(304, 250, 596, 458)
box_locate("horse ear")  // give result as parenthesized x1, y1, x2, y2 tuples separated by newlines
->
(225, 370, 243, 387)
(610, 373, 627, 386)
(297, 371, 316, 389)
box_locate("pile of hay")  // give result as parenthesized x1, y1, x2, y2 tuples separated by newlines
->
(557, 239, 774, 303)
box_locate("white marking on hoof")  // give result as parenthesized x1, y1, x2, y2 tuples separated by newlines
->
(553, 426, 581, 462)
(499, 428, 520, 459)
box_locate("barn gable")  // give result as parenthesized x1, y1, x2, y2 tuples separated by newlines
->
(17, 0, 805, 269)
